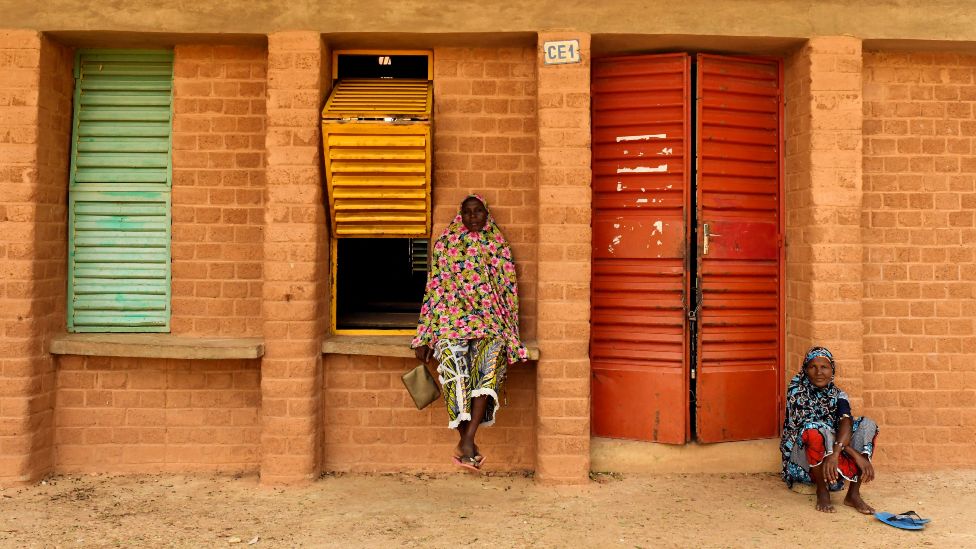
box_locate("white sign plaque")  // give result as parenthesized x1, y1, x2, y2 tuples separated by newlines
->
(543, 40, 581, 65)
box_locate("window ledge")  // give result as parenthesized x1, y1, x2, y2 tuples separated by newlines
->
(322, 335, 540, 361)
(49, 334, 265, 360)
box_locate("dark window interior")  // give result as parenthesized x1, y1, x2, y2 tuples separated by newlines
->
(332, 52, 431, 331)
(335, 54, 429, 79)
(335, 238, 428, 330)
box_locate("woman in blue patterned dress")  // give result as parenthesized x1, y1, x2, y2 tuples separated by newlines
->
(780, 347, 879, 513)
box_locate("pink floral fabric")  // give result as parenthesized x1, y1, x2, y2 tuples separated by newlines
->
(411, 195, 528, 364)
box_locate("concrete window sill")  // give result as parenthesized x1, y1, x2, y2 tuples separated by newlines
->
(322, 335, 540, 361)
(49, 334, 265, 360)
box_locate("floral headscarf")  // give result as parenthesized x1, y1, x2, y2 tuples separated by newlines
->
(780, 346, 843, 485)
(411, 194, 528, 364)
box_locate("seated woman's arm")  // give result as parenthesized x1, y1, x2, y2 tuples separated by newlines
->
(825, 400, 875, 483)
(822, 415, 851, 484)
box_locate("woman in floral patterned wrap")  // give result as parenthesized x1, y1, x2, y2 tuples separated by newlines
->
(781, 346, 878, 513)
(412, 194, 528, 471)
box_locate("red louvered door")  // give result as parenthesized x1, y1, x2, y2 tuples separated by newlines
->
(694, 54, 784, 442)
(590, 54, 691, 443)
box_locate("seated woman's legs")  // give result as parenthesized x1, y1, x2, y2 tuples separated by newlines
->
(457, 339, 506, 466)
(842, 417, 878, 514)
(434, 340, 476, 464)
(802, 428, 836, 512)
(458, 395, 489, 460)
(802, 420, 878, 514)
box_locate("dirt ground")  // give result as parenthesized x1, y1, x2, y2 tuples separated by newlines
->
(0, 469, 972, 548)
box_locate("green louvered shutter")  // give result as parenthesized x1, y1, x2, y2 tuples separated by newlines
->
(67, 50, 174, 332)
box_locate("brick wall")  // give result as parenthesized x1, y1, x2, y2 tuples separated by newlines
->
(783, 37, 865, 406)
(322, 356, 536, 471)
(0, 31, 72, 483)
(320, 46, 539, 473)
(171, 45, 266, 337)
(261, 31, 330, 484)
(54, 356, 261, 472)
(38, 42, 270, 476)
(862, 51, 976, 467)
(784, 45, 813, 385)
(31, 34, 73, 480)
(534, 32, 591, 483)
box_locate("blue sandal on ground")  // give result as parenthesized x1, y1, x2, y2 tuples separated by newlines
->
(875, 510, 929, 530)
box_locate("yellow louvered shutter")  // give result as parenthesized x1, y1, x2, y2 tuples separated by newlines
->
(322, 79, 432, 238)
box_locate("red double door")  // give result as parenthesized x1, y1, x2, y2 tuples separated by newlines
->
(590, 53, 784, 443)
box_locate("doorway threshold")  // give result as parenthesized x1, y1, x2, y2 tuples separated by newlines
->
(591, 437, 780, 474)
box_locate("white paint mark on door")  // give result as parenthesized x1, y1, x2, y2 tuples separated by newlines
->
(616, 164, 668, 174)
(616, 134, 667, 142)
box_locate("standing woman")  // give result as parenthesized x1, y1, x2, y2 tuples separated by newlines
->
(781, 346, 879, 513)
(412, 194, 529, 471)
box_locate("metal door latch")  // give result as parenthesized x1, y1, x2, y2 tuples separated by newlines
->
(703, 223, 721, 256)
(687, 286, 702, 321)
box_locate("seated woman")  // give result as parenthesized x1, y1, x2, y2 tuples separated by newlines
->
(780, 346, 879, 513)
(411, 194, 528, 471)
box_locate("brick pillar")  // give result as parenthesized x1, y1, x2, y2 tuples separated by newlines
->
(534, 32, 591, 484)
(0, 31, 72, 484)
(261, 31, 329, 484)
(784, 37, 864, 405)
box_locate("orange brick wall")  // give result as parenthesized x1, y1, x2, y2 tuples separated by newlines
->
(784, 45, 814, 384)
(0, 31, 72, 483)
(6, 30, 975, 483)
(783, 37, 865, 406)
(261, 31, 330, 484)
(862, 51, 976, 468)
(171, 45, 267, 337)
(43, 42, 271, 476)
(54, 356, 261, 472)
(320, 46, 539, 473)
(322, 356, 536, 471)
(31, 35, 73, 480)
(534, 32, 591, 483)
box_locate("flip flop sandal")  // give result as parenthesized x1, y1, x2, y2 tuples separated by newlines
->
(895, 510, 931, 524)
(452, 455, 481, 473)
(874, 511, 926, 530)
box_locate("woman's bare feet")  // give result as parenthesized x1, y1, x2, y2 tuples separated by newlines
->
(453, 443, 483, 464)
(844, 490, 875, 514)
(809, 463, 835, 513)
(815, 484, 835, 513)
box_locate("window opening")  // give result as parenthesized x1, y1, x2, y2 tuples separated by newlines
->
(323, 50, 434, 334)
(335, 52, 430, 80)
(334, 238, 427, 330)
(67, 49, 174, 333)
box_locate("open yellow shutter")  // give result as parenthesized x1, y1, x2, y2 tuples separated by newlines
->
(322, 79, 432, 238)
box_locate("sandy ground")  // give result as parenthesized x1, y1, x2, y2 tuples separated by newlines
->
(0, 469, 972, 548)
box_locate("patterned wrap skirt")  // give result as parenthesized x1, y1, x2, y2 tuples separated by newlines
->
(433, 338, 507, 429)
(785, 416, 879, 488)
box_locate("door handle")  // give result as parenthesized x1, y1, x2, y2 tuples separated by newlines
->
(703, 223, 721, 256)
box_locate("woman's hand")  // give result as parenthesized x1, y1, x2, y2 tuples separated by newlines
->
(852, 452, 875, 483)
(822, 451, 840, 484)
(414, 345, 433, 365)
